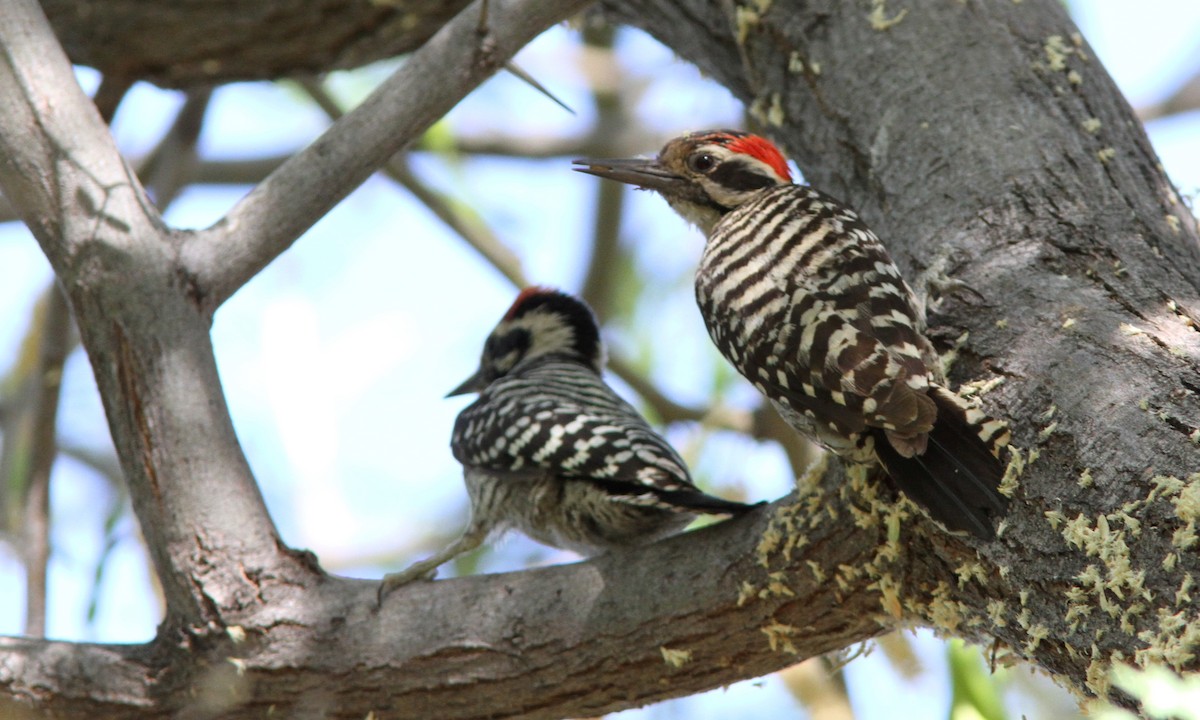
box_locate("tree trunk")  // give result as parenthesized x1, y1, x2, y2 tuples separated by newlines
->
(0, 0, 1197, 717)
(604, 0, 1200, 701)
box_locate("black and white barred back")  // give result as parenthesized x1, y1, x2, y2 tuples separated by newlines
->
(697, 183, 938, 459)
(449, 288, 755, 555)
(575, 131, 1011, 539)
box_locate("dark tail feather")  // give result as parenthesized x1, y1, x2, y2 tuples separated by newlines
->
(873, 388, 1010, 539)
(594, 478, 762, 516)
(654, 488, 764, 516)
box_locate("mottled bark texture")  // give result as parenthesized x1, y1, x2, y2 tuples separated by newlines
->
(0, 0, 1197, 718)
(41, 0, 474, 87)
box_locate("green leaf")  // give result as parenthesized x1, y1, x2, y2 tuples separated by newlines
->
(948, 640, 1007, 720)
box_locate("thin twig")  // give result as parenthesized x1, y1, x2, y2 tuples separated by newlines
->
(7, 286, 75, 636)
(138, 89, 213, 209)
(92, 75, 134, 125)
(297, 78, 530, 288)
(578, 21, 625, 323)
(183, 0, 595, 314)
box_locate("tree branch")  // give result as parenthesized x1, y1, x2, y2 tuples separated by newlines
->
(0, 476, 915, 719)
(0, 0, 290, 632)
(1138, 65, 1200, 122)
(41, 0, 478, 89)
(182, 0, 595, 313)
(0, 284, 74, 637)
(139, 90, 213, 210)
(0, 0, 149, 271)
(577, 22, 626, 323)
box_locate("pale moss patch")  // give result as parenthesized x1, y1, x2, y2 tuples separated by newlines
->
(958, 375, 1005, 398)
(1150, 474, 1186, 501)
(1171, 474, 1200, 523)
(1134, 607, 1200, 670)
(1062, 511, 1153, 629)
(871, 573, 904, 619)
(1172, 523, 1197, 550)
(1082, 117, 1102, 134)
(1062, 317, 1077, 329)
(766, 93, 785, 127)
(998, 446, 1025, 498)
(1044, 34, 1074, 71)
(954, 561, 988, 588)
(868, 0, 908, 30)
(762, 618, 801, 654)
(1065, 586, 1093, 632)
(1085, 645, 1112, 696)
(987, 599, 1008, 628)
(835, 562, 863, 592)
(923, 581, 968, 633)
(1097, 147, 1117, 163)
(754, 462, 824, 568)
(1174, 574, 1194, 608)
(807, 560, 827, 583)
(661, 646, 693, 668)
(1070, 32, 1089, 60)
(1024, 624, 1051, 654)
(788, 51, 806, 74)
(1078, 468, 1094, 488)
(759, 571, 796, 601)
(734, 0, 774, 43)
(736, 580, 758, 607)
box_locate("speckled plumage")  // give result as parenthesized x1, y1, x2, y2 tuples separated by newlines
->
(377, 288, 756, 600)
(576, 131, 1011, 539)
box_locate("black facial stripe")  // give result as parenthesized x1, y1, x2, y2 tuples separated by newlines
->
(485, 328, 531, 378)
(710, 161, 778, 193)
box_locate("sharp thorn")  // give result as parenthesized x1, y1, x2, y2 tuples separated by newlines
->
(504, 61, 576, 116)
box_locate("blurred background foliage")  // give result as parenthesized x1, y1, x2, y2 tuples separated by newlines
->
(1, 3, 1198, 718)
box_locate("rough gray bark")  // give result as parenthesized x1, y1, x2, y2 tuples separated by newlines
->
(40, 0, 474, 88)
(0, 0, 1197, 718)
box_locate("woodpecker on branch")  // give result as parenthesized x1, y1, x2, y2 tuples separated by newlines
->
(377, 287, 757, 603)
(575, 131, 1011, 539)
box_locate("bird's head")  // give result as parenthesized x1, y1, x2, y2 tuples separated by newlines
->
(448, 287, 604, 396)
(574, 130, 792, 233)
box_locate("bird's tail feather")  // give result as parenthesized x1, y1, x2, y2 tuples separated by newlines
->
(873, 387, 1009, 539)
(592, 478, 761, 516)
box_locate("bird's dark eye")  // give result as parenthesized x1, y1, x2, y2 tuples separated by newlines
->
(688, 153, 717, 173)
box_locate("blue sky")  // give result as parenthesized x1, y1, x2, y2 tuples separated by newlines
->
(1, 3, 1198, 718)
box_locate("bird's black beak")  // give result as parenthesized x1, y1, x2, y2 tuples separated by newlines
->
(446, 369, 488, 398)
(572, 157, 686, 194)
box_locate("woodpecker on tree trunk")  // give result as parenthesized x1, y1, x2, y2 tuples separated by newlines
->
(377, 287, 758, 604)
(575, 130, 1011, 540)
